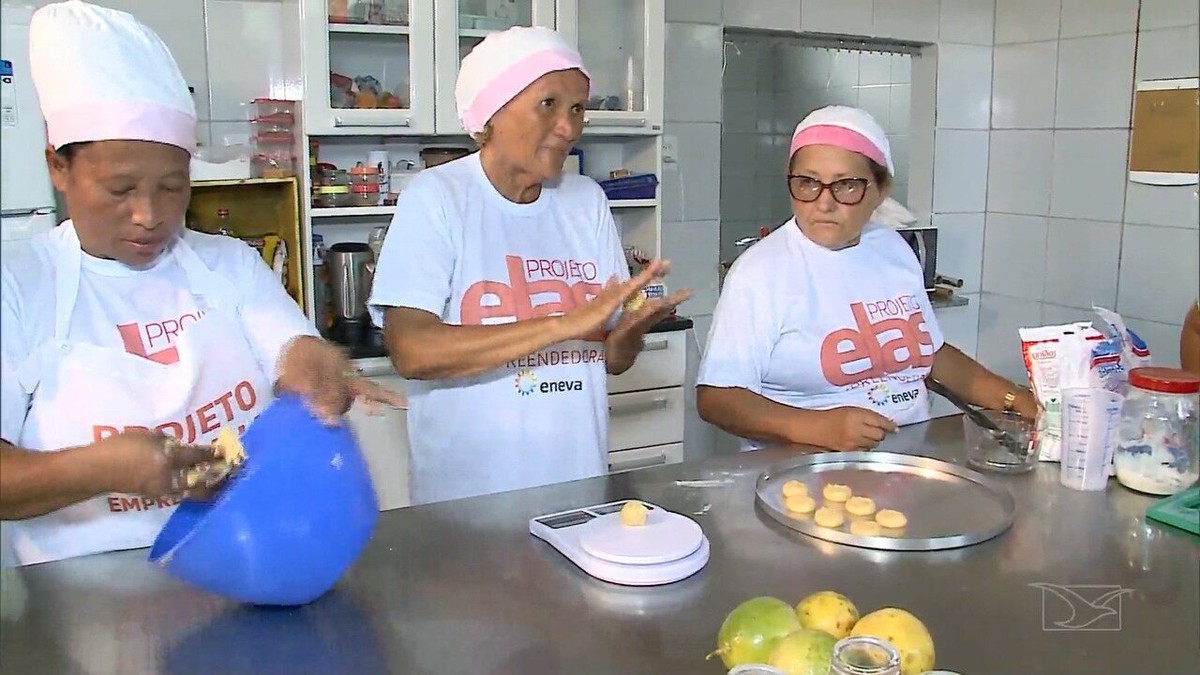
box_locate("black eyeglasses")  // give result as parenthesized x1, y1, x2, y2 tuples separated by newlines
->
(786, 175, 872, 205)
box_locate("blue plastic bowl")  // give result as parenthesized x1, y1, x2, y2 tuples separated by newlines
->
(148, 394, 379, 606)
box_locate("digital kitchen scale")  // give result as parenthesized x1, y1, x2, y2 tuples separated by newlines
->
(529, 500, 710, 586)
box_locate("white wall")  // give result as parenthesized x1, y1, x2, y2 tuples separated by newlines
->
(977, 0, 1199, 380)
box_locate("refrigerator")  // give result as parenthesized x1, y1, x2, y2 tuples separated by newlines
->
(1, 4, 57, 244)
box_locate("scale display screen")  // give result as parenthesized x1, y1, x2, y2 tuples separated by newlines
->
(536, 511, 594, 530)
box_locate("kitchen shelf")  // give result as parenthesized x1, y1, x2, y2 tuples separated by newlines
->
(310, 205, 396, 218)
(609, 199, 657, 208)
(328, 23, 411, 35)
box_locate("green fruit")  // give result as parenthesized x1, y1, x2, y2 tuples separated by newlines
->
(767, 628, 837, 675)
(712, 596, 803, 668)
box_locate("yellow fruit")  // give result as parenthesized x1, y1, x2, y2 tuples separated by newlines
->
(794, 591, 860, 639)
(850, 608, 935, 675)
(767, 628, 836, 675)
(712, 596, 802, 668)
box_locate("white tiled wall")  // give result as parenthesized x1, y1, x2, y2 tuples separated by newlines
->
(718, 33, 914, 259)
(979, 0, 1200, 376)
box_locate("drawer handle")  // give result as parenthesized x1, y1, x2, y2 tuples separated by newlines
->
(609, 396, 669, 416)
(355, 362, 396, 378)
(582, 117, 647, 127)
(334, 116, 412, 128)
(643, 339, 669, 352)
(609, 450, 666, 472)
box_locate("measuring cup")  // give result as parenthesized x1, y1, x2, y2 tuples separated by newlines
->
(1059, 388, 1124, 491)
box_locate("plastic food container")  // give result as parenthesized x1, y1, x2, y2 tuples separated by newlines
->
(348, 183, 380, 206)
(313, 185, 351, 208)
(348, 162, 381, 185)
(1114, 367, 1200, 496)
(252, 98, 296, 124)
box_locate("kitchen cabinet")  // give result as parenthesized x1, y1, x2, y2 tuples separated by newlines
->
(345, 358, 411, 510)
(555, 0, 665, 134)
(432, 0, 558, 134)
(301, 0, 437, 135)
(605, 329, 687, 466)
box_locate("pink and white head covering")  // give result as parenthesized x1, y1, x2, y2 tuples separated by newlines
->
(455, 25, 590, 136)
(29, 0, 196, 154)
(789, 105, 893, 175)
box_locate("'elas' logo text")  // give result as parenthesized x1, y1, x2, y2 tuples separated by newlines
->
(820, 299, 934, 387)
(461, 256, 604, 340)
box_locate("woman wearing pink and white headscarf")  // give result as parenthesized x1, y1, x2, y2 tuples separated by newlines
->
(697, 106, 1036, 453)
(369, 26, 690, 505)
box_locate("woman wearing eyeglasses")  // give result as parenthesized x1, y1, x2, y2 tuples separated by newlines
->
(696, 106, 1037, 452)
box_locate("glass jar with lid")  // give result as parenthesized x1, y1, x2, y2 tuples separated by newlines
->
(1114, 367, 1200, 496)
(830, 636, 901, 675)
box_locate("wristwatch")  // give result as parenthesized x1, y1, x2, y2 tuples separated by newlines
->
(1002, 391, 1018, 413)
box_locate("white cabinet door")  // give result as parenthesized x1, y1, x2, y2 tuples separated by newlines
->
(433, 0, 557, 134)
(345, 371, 411, 511)
(607, 386, 685, 451)
(555, 0, 665, 134)
(608, 441, 683, 473)
(302, 0, 437, 135)
(607, 331, 686, 393)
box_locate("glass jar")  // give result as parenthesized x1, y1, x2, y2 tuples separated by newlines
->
(1114, 367, 1200, 496)
(830, 636, 901, 675)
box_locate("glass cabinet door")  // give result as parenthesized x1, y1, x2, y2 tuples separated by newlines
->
(433, 0, 556, 134)
(555, 0, 664, 133)
(305, 0, 436, 134)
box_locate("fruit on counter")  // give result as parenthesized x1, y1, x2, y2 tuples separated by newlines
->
(765, 628, 836, 675)
(850, 608, 935, 675)
(619, 500, 649, 527)
(794, 591, 859, 640)
(709, 596, 803, 668)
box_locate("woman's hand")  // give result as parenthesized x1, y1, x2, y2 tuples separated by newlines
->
(95, 430, 223, 500)
(558, 260, 672, 341)
(816, 407, 898, 451)
(275, 335, 406, 425)
(605, 285, 693, 374)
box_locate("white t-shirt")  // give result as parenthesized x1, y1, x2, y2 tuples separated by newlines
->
(1, 226, 317, 445)
(698, 220, 945, 450)
(368, 153, 628, 504)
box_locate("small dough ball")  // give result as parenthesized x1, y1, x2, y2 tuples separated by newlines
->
(822, 483, 853, 503)
(813, 506, 845, 529)
(875, 509, 908, 529)
(844, 496, 877, 517)
(785, 495, 817, 514)
(623, 291, 646, 312)
(781, 480, 808, 498)
(619, 500, 649, 527)
(213, 426, 246, 466)
(850, 520, 883, 537)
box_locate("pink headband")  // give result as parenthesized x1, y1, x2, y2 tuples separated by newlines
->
(461, 48, 589, 134)
(789, 125, 887, 170)
(46, 99, 196, 154)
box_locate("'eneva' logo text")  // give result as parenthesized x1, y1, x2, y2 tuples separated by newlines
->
(116, 310, 204, 364)
(820, 296, 934, 386)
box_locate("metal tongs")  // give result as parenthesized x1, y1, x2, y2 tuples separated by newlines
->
(926, 378, 1027, 456)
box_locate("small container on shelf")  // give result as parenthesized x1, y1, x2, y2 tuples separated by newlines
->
(316, 165, 349, 187)
(348, 182, 381, 206)
(251, 99, 296, 124)
(313, 185, 352, 208)
(348, 162, 381, 185)
(599, 172, 659, 201)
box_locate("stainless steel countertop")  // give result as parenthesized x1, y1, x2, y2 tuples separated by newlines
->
(2, 415, 1197, 675)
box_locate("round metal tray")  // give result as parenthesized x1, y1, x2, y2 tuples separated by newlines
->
(755, 452, 1017, 551)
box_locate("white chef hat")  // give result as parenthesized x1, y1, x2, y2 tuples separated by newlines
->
(29, 0, 196, 153)
(455, 25, 590, 136)
(789, 105, 894, 175)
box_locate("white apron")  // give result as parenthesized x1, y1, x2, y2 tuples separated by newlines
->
(8, 225, 274, 566)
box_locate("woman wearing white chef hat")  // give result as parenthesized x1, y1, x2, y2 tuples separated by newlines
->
(368, 25, 691, 505)
(697, 105, 1038, 452)
(0, 0, 400, 566)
